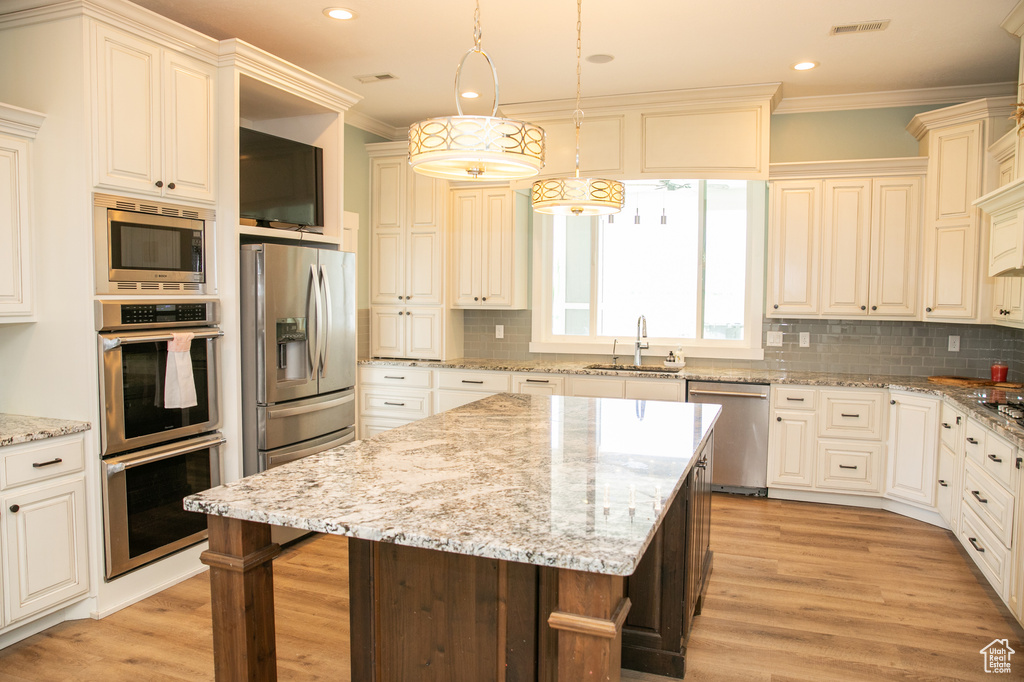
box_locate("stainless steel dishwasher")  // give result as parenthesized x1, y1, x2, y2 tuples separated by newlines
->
(686, 381, 770, 495)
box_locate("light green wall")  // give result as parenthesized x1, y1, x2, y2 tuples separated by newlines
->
(769, 104, 956, 163)
(345, 124, 389, 308)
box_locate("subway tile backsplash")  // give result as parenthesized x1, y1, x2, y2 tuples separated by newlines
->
(461, 309, 1024, 381)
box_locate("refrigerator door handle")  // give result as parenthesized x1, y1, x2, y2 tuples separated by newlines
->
(319, 263, 333, 377)
(308, 263, 323, 375)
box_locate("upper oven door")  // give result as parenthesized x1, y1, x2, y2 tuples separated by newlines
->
(106, 209, 205, 283)
(99, 327, 222, 456)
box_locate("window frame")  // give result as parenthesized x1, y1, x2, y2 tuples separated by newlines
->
(530, 180, 766, 360)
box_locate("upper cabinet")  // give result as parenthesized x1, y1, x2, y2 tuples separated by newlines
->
(450, 187, 527, 309)
(767, 161, 924, 320)
(92, 23, 216, 203)
(0, 104, 44, 324)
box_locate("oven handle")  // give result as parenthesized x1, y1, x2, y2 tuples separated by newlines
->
(102, 329, 223, 351)
(104, 435, 226, 475)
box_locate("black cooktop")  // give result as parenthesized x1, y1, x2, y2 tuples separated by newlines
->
(981, 401, 1024, 426)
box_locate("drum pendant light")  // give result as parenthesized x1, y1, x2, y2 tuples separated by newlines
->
(531, 0, 623, 216)
(408, 0, 545, 181)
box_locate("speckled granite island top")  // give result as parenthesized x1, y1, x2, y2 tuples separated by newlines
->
(0, 413, 91, 448)
(186, 393, 720, 576)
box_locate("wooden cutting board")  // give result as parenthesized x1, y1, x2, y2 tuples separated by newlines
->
(927, 375, 1023, 388)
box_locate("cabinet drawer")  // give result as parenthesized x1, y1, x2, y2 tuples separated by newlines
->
(436, 389, 495, 413)
(570, 377, 625, 398)
(359, 366, 433, 389)
(511, 374, 566, 395)
(818, 390, 885, 440)
(959, 505, 1010, 597)
(974, 428, 1016, 492)
(437, 370, 510, 393)
(359, 416, 414, 439)
(962, 459, 1015, 546)
(2, 435, 86, 490)
(625, 379, 682, 402)
(774, 386, 816, 411)
(815, 440, 883, 493)
(939, 402, 964, 450)
(359, 387, 432, 420)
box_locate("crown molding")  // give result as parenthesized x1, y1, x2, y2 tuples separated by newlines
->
(774, 82, 1017, 114)
(989, 129, 1017, 162)
(365, 140, 407, 158)
(0, 103, 46, 139)
(1001, 0, 1024, 36)
(906, 96, 1017, 139)
(345, 109, 403, 140)
(769, 157, 928, 179)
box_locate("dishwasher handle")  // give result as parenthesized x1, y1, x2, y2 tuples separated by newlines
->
(689, 389, 768, 399)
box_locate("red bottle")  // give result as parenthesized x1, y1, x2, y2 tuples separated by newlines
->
(991, 361, 1008, 383)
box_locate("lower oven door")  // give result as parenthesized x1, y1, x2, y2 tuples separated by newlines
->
(102, 432, 224, 580)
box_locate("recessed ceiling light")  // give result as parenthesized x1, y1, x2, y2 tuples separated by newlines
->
(323, 7, 357, 20)
(793, 61, 818, 71)
(586, 54, 614, 64)
(460, 91, 480, 99)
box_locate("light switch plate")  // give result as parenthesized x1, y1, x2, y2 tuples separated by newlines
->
(948, 335, 960, 352)
(799, 332, 810, 348)
(766, 331, 783, 347)
(496, 324, 504, 339)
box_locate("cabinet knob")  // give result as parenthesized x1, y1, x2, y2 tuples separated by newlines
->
(167, 182, 175, 190)
(890, 399, 896, 405)
(8, 504, 18, 513)
(926, 307, 932, 312)
(860, 305, 866, 310)
(398, 311, 404, 316)
(773, 304, 779, 309)
(155, 180, 164, 188)
(481, 297, 487, 301)
(871, 306, 877, 311)
(398, 296, 402, 301)
(474, 297, 479, 301)
(406, 295, 411, 300)
(776, 416, 782, 422)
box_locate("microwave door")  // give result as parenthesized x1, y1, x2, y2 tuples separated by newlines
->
(258, 243, 320, 405)
(315, 250, 356, 395)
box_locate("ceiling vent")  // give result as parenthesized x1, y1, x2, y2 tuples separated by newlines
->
(830, 20, 890, 35)
(354, 73, 398, 84)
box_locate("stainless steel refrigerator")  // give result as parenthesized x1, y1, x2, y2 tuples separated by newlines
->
(241, 243, 356, 477)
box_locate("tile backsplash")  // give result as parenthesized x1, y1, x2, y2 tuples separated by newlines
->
(462, 309, 1024, 380)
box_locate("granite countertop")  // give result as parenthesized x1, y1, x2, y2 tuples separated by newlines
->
(358, 357, 1024, 450)
(186, 393, 721, 576)
(0, 413, 92, 448)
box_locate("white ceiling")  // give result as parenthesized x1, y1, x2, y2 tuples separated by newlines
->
(129, 0, 1022, 130)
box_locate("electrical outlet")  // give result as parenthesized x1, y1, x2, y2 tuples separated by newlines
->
(495, 325, 504, 339)
(799, 332, 810, 348)
(948, 335, 960, 352)
(766, 331, 783, 347)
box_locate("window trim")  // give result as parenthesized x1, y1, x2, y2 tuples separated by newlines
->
(530, 181, 766, 360)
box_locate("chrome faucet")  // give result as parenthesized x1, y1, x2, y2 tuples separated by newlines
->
(611, 338, 619, 365)
(634, 315, 649, 365)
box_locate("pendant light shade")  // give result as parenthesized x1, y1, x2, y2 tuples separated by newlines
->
(408, 1, 545, 181)
(531, 0, 623, 216)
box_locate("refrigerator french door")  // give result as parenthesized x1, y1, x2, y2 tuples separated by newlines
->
(241, 243, 356, 476)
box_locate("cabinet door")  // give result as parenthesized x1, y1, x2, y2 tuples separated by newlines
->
(820, 179, 870, 316)
(870, 177, 921, 316)
(370, 159, 406, 304)
(405, 307, 442, 360)
(885, 393, 939, 506)
(451, 189, 482, 307)
(922, 122, 982, 320)
(3, 479, 88, 623)
(406, 172, 444, 305)
(480, 189, 514, 307)
(768, 410, 815, 487)
(991, 276, 1011, 322)
(93, 24, 162, 195)
(1008, 278, 1024, 323)
(162, 51, 215, 202)
(767, 180, 821, 316)
(0, 135, 32, 320)
(936, 443, 957, 528)
(370, 307, 405, 357)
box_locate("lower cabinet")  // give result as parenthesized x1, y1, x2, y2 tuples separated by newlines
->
(885, 393, 939, 506)
(935, 443, 958, 528)
(569, 376, 683, 401)
(768, 409, 816, 487)
(0, 434, 89, 629)
(510, 373, 565, 395)
(816, 440, 883, 493)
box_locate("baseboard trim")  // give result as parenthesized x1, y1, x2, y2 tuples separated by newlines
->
(767, 488, 949, 529)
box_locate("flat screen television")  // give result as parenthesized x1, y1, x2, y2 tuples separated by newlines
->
(239, 128, 324, 229)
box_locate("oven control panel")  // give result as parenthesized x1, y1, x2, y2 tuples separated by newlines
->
(95, 299, 219, 331)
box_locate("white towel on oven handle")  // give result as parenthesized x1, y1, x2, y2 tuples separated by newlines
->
(164, 332, 198, 409)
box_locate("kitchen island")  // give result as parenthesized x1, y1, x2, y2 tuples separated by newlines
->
(184, 393, 720, 681)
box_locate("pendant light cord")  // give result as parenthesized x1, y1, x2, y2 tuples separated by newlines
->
(473, 0, 482, 50)
(573, 0, 583, 179)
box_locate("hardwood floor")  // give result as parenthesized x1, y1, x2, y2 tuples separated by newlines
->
(0, 494, 1020, 681)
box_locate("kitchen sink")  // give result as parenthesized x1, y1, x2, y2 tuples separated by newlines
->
(585, 363, 681, 374)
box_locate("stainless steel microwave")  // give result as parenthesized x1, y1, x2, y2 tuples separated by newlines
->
(94, 193, 216, 295)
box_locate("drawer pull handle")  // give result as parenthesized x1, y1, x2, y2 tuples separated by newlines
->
(969, 537, 985, 553)
(32, 458, 63, 468)
(987, 454, 1002, 463)
(526, 379, 550, 383)
(971, 490, 988, 504)
(840, 413, 860, 418)
(941, 422, 952, 429)
(383, 401, 406, 407)
(383, 376, 405, 380)
(8, 504, 19, 513)
(838, 464, 858, 470)
(938, 479, 948, 487)
(461, 380, 484, 384)
(966, 437, 979, 445)
(785, 397, 804, 402)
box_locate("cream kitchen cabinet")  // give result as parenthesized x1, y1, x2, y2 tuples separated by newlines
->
(370, 306, 445, 360)
(568, 376, 684, 401)
(511, 373, 566, 395)
(450, 187, 527, 309)
(0, 105, 43, 324)
(885, 392, 939, 507)
(92, 22, 215, 203)
(434, 369, 510, 412)
(767, 180, 821, 316)
(936, 401, 966, 531)
(1, 434, 89, 629)
(357, 366, 433, 437)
